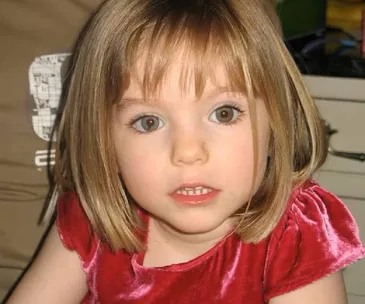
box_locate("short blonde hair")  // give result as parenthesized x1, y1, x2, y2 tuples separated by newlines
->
(55, 0, 327, 251)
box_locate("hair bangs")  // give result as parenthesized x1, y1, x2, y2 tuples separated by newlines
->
(119, 2, 257, 102)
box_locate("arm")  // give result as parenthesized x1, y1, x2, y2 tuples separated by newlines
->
(6, 224, 87, 304)
(269, 272, 347, 304)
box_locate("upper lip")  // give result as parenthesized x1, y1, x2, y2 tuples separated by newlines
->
(170, 182, 218, 194)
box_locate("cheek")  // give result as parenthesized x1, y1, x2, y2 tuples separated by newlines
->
(219, 122, 270, 191)
(115, 139, 166, 192)
(214, 130, 255, 180)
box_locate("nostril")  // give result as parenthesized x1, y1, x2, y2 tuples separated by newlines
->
(170, 138, 208, 166)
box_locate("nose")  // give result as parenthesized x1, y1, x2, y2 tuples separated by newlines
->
(170, 128, 209, 166)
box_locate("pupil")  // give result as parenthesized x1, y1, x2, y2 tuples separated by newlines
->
(147, 119, 154, 127)
(142, 117, 158, 131)
(218, 108, 233, 122)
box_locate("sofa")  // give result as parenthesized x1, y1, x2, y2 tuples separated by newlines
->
(0, 1, 102, 300)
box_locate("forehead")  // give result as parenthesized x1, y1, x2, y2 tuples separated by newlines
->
(123, 49, 237, 101)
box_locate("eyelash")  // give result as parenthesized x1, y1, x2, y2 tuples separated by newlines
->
(125, 102, 245, 134)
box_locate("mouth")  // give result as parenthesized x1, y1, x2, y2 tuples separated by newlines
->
(170, 184, 220, 204)
(175, 186, 213, 196)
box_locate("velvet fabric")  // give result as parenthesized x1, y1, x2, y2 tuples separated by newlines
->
(57, 181, 365, 303)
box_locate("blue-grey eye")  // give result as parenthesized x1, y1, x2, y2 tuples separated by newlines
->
(133, 116, 164, 132)
(209, 106, 241, 124)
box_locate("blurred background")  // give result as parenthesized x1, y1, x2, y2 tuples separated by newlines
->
(275, 0, 365, 78)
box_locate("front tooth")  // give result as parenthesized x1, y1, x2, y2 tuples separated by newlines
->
(176, 187, 212, 196)
(202, 188, 209, 194)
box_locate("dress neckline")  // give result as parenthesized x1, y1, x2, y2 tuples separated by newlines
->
(133, 209, 236, 272)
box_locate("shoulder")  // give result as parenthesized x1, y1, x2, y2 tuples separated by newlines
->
(56, 191, 101, 267)
(264, 180, 365, 301)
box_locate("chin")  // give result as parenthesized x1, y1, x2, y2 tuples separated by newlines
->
(163, 214, 231, 236)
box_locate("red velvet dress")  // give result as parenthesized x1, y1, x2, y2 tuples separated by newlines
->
(57, 181, 365, 303)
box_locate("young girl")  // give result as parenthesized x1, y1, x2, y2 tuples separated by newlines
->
(7, 0, 365, 303)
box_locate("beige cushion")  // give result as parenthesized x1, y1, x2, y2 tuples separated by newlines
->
(0, 0, 102, 300)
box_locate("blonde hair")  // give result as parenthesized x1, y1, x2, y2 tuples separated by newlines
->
(54, 0, 327, 251)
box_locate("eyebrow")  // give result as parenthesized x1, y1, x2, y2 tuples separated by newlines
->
(117, 87, 244, 110)
(116, 97, 161, 111)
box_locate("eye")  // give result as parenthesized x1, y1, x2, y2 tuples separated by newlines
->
(209, 104, 243, 124)
(132, 115, 165, 133)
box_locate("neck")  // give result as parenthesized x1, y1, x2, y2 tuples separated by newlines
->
(155, 216, 233, 245)
(143, 216, 234, 267)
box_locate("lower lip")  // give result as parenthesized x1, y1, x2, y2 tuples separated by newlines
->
(170, 189, 220, 205)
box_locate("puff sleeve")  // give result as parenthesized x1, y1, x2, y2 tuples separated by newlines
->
(263, 181, 365, 301)
(56, 192, 99, 269)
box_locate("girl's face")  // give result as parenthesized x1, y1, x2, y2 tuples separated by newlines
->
(112, 61, 271, 239)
